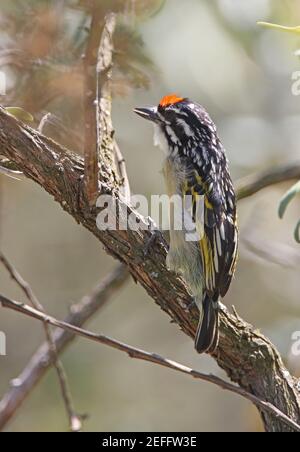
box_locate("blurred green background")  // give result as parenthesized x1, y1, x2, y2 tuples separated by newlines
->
(0, 0, 300, 432)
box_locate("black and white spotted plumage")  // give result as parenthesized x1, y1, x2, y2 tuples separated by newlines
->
(134, 95, 238, 354)
(159, 98, 237, 295)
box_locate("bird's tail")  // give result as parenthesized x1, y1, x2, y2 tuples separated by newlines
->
(194, 295, 219, 354)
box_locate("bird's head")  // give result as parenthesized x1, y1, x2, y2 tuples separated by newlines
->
(134, 94, 216, 156)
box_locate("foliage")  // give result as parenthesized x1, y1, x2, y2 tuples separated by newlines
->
(5, 106, 34, 122)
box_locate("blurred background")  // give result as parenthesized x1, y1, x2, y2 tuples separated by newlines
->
(0, 0, 300, 432)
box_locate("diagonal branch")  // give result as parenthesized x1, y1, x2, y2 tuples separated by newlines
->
(0, 107, 299, 431)
(236, 161, 300, 200)
(0, 264, 129, 431)
(1, 293, 299, 432)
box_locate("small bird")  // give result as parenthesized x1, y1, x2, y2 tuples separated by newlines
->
(134, 94, 238, 354)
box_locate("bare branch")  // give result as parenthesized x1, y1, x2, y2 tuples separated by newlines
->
(83, 4, 103, 205)
(0, 156, 22, 180)
(38, 113, 52, 134)
(38, 113, 84, 152)
(83, 10, 118, 205)
(0, 167, 21, 180)
(0, 254, 81, 432)
(96, 13, 118, 187)
(0, 264, 129, 431)
(236, 161, 300, 200)
(0, 293, 299, 432)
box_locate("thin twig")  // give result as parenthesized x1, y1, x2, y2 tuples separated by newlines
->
(236, 161, 300, 200)
(0, 264, 129, 431)
(0, 156, 22, 180)
(0, 254, 81, 432)
(38, 113, 84, 152)
(114, 141, 131, 203)
(38, 113, 52, 134)
(0, 294, 299, 433)
(0, 167, 21, 180)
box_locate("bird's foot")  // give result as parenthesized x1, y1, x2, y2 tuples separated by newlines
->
(186, 298, 197, 312)
(143, 229, 162, 257)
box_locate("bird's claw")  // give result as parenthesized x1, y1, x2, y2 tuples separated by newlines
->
(186, 298, 197, 312)
(143, 229, 161, 257)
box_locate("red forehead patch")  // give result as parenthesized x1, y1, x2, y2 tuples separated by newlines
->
(159, 94, 184, 108)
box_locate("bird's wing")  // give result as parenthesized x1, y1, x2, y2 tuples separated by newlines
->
(182, 150, 238, 299)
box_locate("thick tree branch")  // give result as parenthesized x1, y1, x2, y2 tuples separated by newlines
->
(0, 107, 299, 431)
(1, 294, 299, 432)
(0, 264, 129, 431)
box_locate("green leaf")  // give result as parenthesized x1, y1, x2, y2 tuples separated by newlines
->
(5, 107, 34, 122)
(278, 181, 300, 219)
(257, 22, 300, 35)
(279, 182, 300, 244)
(294, 219, 300, 244)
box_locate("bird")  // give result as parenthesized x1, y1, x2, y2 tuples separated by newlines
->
(134, 94, 238, 354)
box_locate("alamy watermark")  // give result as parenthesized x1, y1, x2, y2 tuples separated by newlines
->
(291, 49, 300, 96)
(96, 193, 205, 242)
(0, 71, 6, 96)
(291, 331, 300, 357)
(291, 71, 300, 96)
(0, 331, 6, 356)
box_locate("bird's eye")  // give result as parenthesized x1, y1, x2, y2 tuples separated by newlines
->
(164, 108, 176, 122)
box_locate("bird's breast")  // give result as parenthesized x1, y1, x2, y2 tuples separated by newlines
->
(162, 158, 178, 197)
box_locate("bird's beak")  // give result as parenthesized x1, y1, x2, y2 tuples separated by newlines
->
(133, 106, 159, 123)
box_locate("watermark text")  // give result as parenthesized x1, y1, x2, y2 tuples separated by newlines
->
(0, 331, 6, 356)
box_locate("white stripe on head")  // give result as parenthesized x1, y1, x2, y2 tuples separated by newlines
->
(176, 118, 195, 137)
(166, 125, 179, 144)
